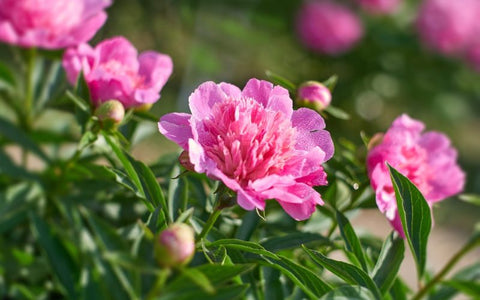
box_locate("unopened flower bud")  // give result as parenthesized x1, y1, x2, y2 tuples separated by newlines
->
(94, 100, 125, 130)
(296, 81, 332, 112)
(155, 223, 195, 268)
(178, 151, 195, 172)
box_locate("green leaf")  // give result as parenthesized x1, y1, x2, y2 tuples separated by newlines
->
(180, 268, 215, 294)
(168, 165, 188, 221)
(429, 263, 480, 300)
(273, 255, 332, 298)
(371, 232, 405, 295)
(260, 232, 331, 253)
(389, 278, 410, 300)
(388, 164, 431, 279)
(160, 284, 248, 300)
(74, 70, 92, 103)
(66, 90, 90, 112)
(263, 267, 284, 300)
(319, 285, 376, 300)
(133, 110, 159, 122)
(235, 210, 260, 240)
(322, 74, 338, 91)
(0, 61, 16, 88)
(443, 280, 480, 298)
(36, 61, 63, 111)
(30, 214, 78, 299)
(324, 105, 350, 120)
(0, 116, 50, 162)
(265, 70, 296, 92)
(458, 194, 480, 206)
(208, 239, 279, 260)
(302, 246, 381, 300)
(336, 209, 369, 272)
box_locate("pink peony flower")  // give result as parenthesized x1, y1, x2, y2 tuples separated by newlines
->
(367, 114, 465, 236)
(296, 81, 332, 112)
(296, 1, 363, 55)
(159, 79, 334, 220)
(355, 0, 401, 14)
(0, 0, 111, 49)
(62, 36, 173, 108)
(416, 0, 480, 56)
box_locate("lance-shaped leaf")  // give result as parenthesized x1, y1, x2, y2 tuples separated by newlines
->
(371, 232, 405, 295)
(388, 164, 431, 279)
(336, 209, 369, 272)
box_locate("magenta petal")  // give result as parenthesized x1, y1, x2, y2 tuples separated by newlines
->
(62, 43, 96, 84)
(266, 85, 293, 117)
(83, 0, 112, 17)
(241, 78, 273, 107)
(67, 12, 108, 46)
(218, 82, 242, 99)
(96, 36, 139, 67)
(237, 190, 266, 210)
(0, 21, 17, 44)
(291, 108, 334, 160)
(277, 196, 318, 221)
(158, 113, 192, 149)
(138, 51, 173, 91)
(189, 81, 227, 120)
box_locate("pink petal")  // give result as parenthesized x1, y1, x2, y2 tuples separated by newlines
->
(237, 190, 266, 210)
(158, 113, 192, 149)
(138, 51, 173, 91)
(266, 85, 293, 117)
(82, 0, 112, 18)
(291, 108, 334, 160)
(277, 188, 320, 221)
(62, 43, 96, 84)
(0, 21, 17, 44)
(241, 78, 273, 107)
(67, 12, 108, 47)
(189, 81, 227, 120)
(96, 36, 139, 68)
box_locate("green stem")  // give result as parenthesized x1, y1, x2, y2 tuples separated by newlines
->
(24, 47, 36, 129)
(196, 208, 222, 242)
(413, 236, 480, 300)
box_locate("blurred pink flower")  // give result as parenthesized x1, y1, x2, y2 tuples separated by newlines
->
(367, 114, 465, 236)
(63, 36, 173, 108)
(0, 0, 111, 49)
(416, 0, 479, 56)
(466, 41, 480, 72)
(296, 1, 363, 55)
(355, 0, 401, 14)
(297, 81, 332, 111)
(159, 79, 334, 220)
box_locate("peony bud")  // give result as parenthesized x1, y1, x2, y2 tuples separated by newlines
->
(94, 100, 125, 130)
(155, 223, 195, 268)
(296, 81, 332, 111)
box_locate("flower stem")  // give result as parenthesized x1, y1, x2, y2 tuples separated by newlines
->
(196, 208, 222, 242)
(412, 235, 480, 300)
(24, 47, 36, 129)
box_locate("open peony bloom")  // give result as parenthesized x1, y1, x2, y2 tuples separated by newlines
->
(159, 79, 334, 220)
(296, 1, 363, 55)
(416, 0, 479, 56)
(0, 0, 111, 49)
(367, 114, 465, 237)
(63, 36, 173, 108)
(355, 0, 401, 14)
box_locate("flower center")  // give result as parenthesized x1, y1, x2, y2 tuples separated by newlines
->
(98, 60, 145, 89)
(201, 97, 296, 186)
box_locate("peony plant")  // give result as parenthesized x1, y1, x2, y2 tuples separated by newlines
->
(0, 1, 478, 300)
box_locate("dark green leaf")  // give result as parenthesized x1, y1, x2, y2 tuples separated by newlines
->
(336, 209, 368, 272)
(235, 210, 260, 240)
(0, 116, 50, 162)
(168, 165, 188, 221)
(36, 61, 63, 111)
(263, 267, 284, 300)
(371, 232, 405, 295)
(74, 70, 91, 103)
(458, 194, 480, 206)
(388, 164, 431, 279)
(260, 232, 331, 253)
(160, 284, 248, 300)
(319, 285, 376, 300)
(208, 239, 278, 259)
(322, 74, 338, 91)
(30, 214, 78, 299)
(324, 105, 350, 120)
(303, 246, 381, 299)
(66, 90, 90, 112)
(265, 70, 296, 92)
(429, 263, 480, 300)
(0, 61, 16, 88)
(389, 278, 410, 300)
(133, 110, 159, 122)
(0, 149, 38, 180)
(180, 268, 215, 294)
(443, 280, 480, 298)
